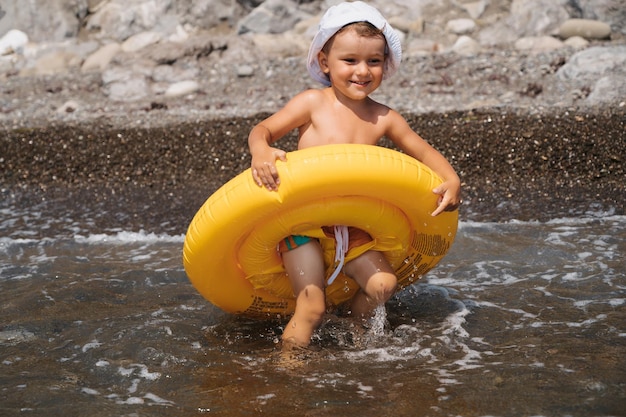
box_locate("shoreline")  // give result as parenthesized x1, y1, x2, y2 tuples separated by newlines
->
(2, 107, 624, 234)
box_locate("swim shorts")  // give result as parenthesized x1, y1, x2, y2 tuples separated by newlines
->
(278, 227, 372, 253)
(278, 235, 313, 252)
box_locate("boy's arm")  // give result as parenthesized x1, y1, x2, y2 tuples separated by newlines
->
(248, 90, 318, 191)
(385, 111, 461, 216)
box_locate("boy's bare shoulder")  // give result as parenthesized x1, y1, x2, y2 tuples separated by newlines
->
(293, 88, 326, 102)
(283, 88, 327, 112)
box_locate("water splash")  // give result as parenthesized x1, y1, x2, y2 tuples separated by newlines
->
(366, 305, 388, 338)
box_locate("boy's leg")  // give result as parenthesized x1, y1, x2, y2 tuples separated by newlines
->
(343, 250, 397, 318)
(281, 240, 326, 347)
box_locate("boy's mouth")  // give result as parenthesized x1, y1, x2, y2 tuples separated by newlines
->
(351, 80, 370, 87)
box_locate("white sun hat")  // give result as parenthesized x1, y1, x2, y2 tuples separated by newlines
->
(306, 1, 402, 86)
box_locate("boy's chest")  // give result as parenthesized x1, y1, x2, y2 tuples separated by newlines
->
(304, 107, 387, 145)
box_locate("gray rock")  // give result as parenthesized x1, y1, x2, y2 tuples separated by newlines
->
(478, 0, 569, 46)
(557, 45, 626, 81)
(152, 64, 200, 83)
(509, 0, 569, 37)
(237, 0, 312, 34)
(573, 0, 626, 34)
(177, 0, 241, 31)
(103, 67, 150, 101)
(586, 75, 626, 105)
(140, 34, 223, 65)
(85, 0, 177, 41)
(0, 0, 87, 42)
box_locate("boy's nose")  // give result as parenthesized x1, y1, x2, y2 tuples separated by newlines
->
(355, 61, 369, 76)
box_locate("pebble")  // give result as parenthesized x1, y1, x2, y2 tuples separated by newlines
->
(237, 64, 255, 78)
(514, 36, 564, 52)
(564, 36, 589, 49)
(393, 17, 426, 35)
(446, 18, 477, 35)
(164, 80, 200, 98)
(121, 31, 162, 53)
(558, 19, 611, 40)
(81, 43, 121, 72)
(451, 35, 482, 55)
(458, 0, 489, 19)
(56, 100, 80, 114)
(102, 67, 150, 101)
(0, 29, 28, 55)
(29, 50, 81, 75)
(0, 328, 36, 345)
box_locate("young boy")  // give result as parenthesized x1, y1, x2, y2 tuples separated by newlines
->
(247, 1, 461, 348)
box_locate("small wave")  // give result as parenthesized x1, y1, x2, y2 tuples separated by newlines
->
(74, 230, 185, 245)
(459, 214, 625, 230)
(0, 236, 54, 247)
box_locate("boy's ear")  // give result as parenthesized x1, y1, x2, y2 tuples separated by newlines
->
(318, 51, 329, 74)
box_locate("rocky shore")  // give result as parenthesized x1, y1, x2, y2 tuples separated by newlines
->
(1, 0, 625, 230)
(1, 0, 625, 125)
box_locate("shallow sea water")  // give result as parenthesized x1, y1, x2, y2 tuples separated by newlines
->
(0, 193, 625, 416)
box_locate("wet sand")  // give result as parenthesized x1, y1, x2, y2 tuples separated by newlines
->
(2, 108, 625, 235)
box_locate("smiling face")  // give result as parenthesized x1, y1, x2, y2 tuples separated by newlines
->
(317, 23, 387, 101)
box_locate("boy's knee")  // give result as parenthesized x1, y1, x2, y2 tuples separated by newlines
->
(297, 286, 326, 323)
(368, 273, 397, 304)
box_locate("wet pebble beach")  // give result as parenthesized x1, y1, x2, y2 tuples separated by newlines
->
(2, 107, 624, 235)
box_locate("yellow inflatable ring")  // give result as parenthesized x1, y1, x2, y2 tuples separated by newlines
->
(183, 144, 458, 319)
